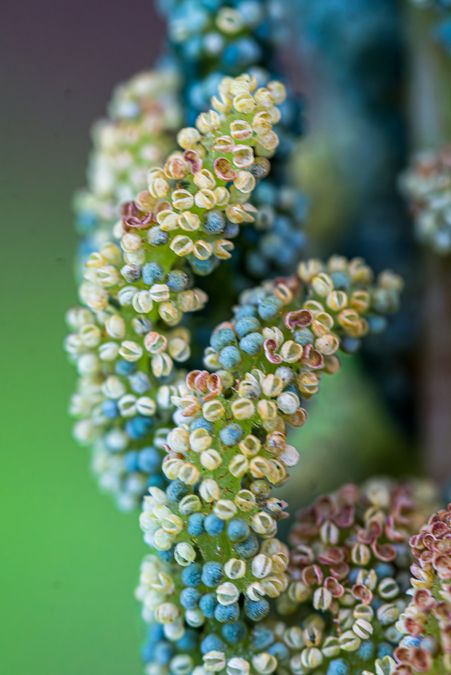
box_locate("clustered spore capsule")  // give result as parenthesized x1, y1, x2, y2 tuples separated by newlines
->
(136, 257, 404, 673)
(66, 75, 287, 509)
(394, 503, 451, 674)
(74, 67, 181, 270)
(63, 5, 451, 674)
(158, 0, 306, 284)
(401, 146, 451, 255)
(137, 479, 438, 675)
(275, 479, 438, 675)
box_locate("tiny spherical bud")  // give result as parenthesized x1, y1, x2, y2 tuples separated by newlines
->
(224, 559, 246, 580)
(313, 587, 333, 611)
(119, 340, 143, 362)
(170, 234, 194, 257)
(251, 511, 276, 536)
(352, 543, 371, 566)
(180, 587, 201, 610)
(235, 490, 256, 512)
(188, 513, 205, 537)
(300, 647, 323, 669)
(204, 514, 225, 536)
(339, 630, 361, 652)
(153, 529, 174, 551)
(220, 423, 243, 447)
(227, 657, 250, 675)
(202, 562, 224, 588)
(227, 519, 250, 543)
(201, 449, 222, 471)
(251, 653, 277, 674)
(239, 435, 261, 457)
(214, 602, 240, 624)
(218, 345, 241, 369)
(244, 598, 270, 622)
(214, 500, 237, 520)
(178, 462, 200, 485)
(155, 602, 179, 624)
(167, 427, 190, 453)
(179, 494, 202, 516)
(352, 619, 373, 640)
(378, 578, 400, 600)
(161, 513, 184, 536)
(132, 290, 153, 314)
(322, 636, 341, 659)
(202, 400, 225, 422)
(228, 454, 249, 478)
(181, 563, 202, 588)
(377, 603, 400, 626)
(216, 582, 240, 606)
(231, 398, 255, 420)
(203, 651, 226, 672)
(252, 554, 273, 579)
(164, 619, 185, 642)
(190, 428, 212, 452)
(184, 608, 205, 627)
(177, 127, 201, 150)
(199, 479, 220, 502)
(277, 392, 300, 415)
(136, 396, 156, 416)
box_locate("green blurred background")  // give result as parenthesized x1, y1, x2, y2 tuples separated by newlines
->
(1, 3, 166, 672)
(0, 2, 412, 673)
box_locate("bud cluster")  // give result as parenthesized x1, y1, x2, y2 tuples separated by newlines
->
(65, 75, 287, 508)
(74, 67, 181, 268)
(394, 504, 451, 673)
(274, 479, 438, 675)
(136, 257, 403, 673)
(158, 0, 306, 284)
(401, 146, 451, 255)
(63, 5, 451, 674)
(158, 0, 290, 120)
